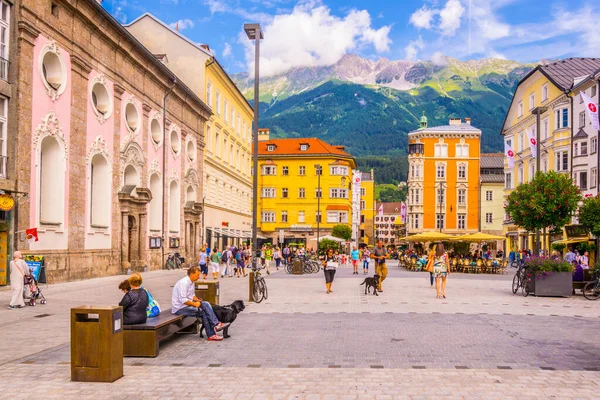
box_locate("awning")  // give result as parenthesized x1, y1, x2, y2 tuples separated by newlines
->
(326, 205, 349, 211)
(552, 237, 589, 245)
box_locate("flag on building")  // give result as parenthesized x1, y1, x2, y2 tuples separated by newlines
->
(581, 92, 600, 130)
(505, 142, 515, 169)
(377, 203, 383, 216)
(400, 202, 406, 223)
(25, 228, 39, 243)
(527, 128, 537, 158)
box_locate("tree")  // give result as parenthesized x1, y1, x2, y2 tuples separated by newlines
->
(318, 238, 340, 255)
(378, 187, 406, 202)
(577, 195, 600, 261)
(331, 224, 352, 240)
(505, 171, 581, 242)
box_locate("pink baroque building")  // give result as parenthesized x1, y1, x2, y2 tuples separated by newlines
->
(12, 0, 211, 282)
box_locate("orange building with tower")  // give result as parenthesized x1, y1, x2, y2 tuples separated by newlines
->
(406, 116, 481, 235)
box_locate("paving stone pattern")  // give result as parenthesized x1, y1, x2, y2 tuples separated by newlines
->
(1, 262, 600, 399)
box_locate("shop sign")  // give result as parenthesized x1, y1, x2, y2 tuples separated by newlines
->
(565, 224, 588, 238)
(0, 194, 14, 211)
(290, 224, 312, 232)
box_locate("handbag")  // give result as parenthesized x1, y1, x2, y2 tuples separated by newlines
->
(144, 288, 161, 318)
(425, 246, 436, 273)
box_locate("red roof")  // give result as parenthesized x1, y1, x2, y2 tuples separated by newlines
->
(259, 138, 354, 158)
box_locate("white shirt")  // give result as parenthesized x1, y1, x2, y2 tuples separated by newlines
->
(171, 276, 195, 314)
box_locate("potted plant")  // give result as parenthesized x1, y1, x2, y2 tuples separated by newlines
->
(523, 257, 574, 297)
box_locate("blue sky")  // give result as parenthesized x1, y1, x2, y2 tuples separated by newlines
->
(106, 0, 600, 77)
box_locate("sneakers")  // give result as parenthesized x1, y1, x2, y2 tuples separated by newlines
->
(8, 305, 17, 310)
(215, 322, 230, 332)
(207, 335, 223, 341)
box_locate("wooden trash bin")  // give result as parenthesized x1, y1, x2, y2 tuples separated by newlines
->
(292, 259, 303, 275)
(195, 281, 220, 305)
(71, 305, 123, 383)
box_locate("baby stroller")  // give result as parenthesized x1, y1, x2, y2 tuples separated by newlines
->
(23, 274, 47, 306)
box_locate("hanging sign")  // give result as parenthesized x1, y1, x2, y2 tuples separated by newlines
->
(0, 194, 14, 211)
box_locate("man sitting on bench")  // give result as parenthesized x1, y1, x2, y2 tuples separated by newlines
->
(172, 266, 229, 341)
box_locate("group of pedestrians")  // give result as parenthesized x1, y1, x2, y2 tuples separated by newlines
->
(198, 244, 251, 280)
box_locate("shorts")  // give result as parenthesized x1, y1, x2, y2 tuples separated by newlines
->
(200, 263, 208, 275)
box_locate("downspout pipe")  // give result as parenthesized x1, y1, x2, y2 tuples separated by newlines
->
(161, 79, 177, 270)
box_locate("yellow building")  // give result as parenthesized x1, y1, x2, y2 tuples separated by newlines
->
(126, 13, 254, 249)
(359, 170, 375, 245)
(406, 116, 481, 235)
(501, 58, 600, 251)
(257, 130, 356, 247)
(480, 154, 505, 251)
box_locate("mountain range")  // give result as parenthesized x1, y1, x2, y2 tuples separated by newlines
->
(232, 55, 535, 183)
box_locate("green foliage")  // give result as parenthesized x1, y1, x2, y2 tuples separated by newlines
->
(578, 195, 600, 238)
(318, 239, 340, 254)
(551, 243, 566, 253)
(357, 156, 408, 185)
(378, 187, 406, 202)
(576, 242, 597, 254)
(524, 256, 574, 273)
(505, 171, 582, 232)
(331, 224, 352, 240)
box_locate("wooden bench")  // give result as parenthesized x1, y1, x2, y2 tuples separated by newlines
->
(123, 308, 197, 357)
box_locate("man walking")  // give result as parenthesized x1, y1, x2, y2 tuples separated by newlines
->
(372, 240, 388, 291)
(171, 266, 229, 341)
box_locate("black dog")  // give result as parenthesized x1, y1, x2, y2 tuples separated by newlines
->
(199, 300, 245, 339)
(359, 274, 380, 296)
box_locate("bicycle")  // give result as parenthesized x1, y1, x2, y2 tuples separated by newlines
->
(165, 252, 184, 270)
(583, 270, 600, 300)
(511, 262, 526, 295)
(251, 263, 268, 303)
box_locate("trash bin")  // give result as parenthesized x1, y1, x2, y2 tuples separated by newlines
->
(195, 281, 220, 305)
(292, 259, 303, 275)
(70, 306, 123, 382)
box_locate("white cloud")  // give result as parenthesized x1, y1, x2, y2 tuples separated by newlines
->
(168, 19, 195, 31)
(431, 51, 447, 66)
(439, 0, 464, 36)
(242, 1, 392, 77)
(205, 0, 227, 14)
(114, 7, 127, 24)
(405, 37, 424, 61)
(222, 43, 232, 58)
(409, 6, 438, 30)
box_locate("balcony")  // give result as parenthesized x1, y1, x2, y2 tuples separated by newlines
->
(0, 155, 6, 178)
(408, 143, 424, 155)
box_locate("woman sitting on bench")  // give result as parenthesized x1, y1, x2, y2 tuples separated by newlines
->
(119, 273, 149, 325)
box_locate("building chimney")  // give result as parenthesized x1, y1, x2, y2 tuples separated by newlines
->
(449, 118, 462, 126)
(465, 118, 471, 125)
(258, 128, 270, 141)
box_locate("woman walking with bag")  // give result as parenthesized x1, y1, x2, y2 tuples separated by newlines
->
(322, 248, 338, 294)
(8, 251, 30, 309)
(431, 243, 450, 299)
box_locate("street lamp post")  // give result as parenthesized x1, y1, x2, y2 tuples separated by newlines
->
(315, 164, 321, 253)
(244, 23, 263, 269)
(532, 106, 548, 256)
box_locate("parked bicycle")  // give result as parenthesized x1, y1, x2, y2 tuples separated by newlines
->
(511, 262, 526, 295)
(165, 252, 184, 270)
(251, 263, 268, 303)
(583, 269, 600, 300)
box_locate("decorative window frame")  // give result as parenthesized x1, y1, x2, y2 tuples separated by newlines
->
(169, 123, 181, 158)
(34, 111, 68, 231)
(86, 135, 112, 234)
(186, 135, 197, 162)
(123, 95, 141, 137)
(435, 161, 447, 181)
(457, 162, 468, 181)
(120, 140, 146, 187)
(89, 74, 113, 124)
(149, 111, 163, 151)
(39, 40, 67, 101)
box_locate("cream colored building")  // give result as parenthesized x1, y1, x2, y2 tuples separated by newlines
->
(480, 154, 505, 251)
(126, 13, 253, 250)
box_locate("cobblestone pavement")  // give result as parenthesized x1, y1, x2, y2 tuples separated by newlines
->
(1, 262, 599, 399)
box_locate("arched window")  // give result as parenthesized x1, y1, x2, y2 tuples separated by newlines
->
(39, 136, 64, 225)
(149, 174, 162, 231)
(186, 185, 196, 203)
(169, 181, 180, 233)
(124, 165, 139, 187)
(90, 154, 110, 227)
